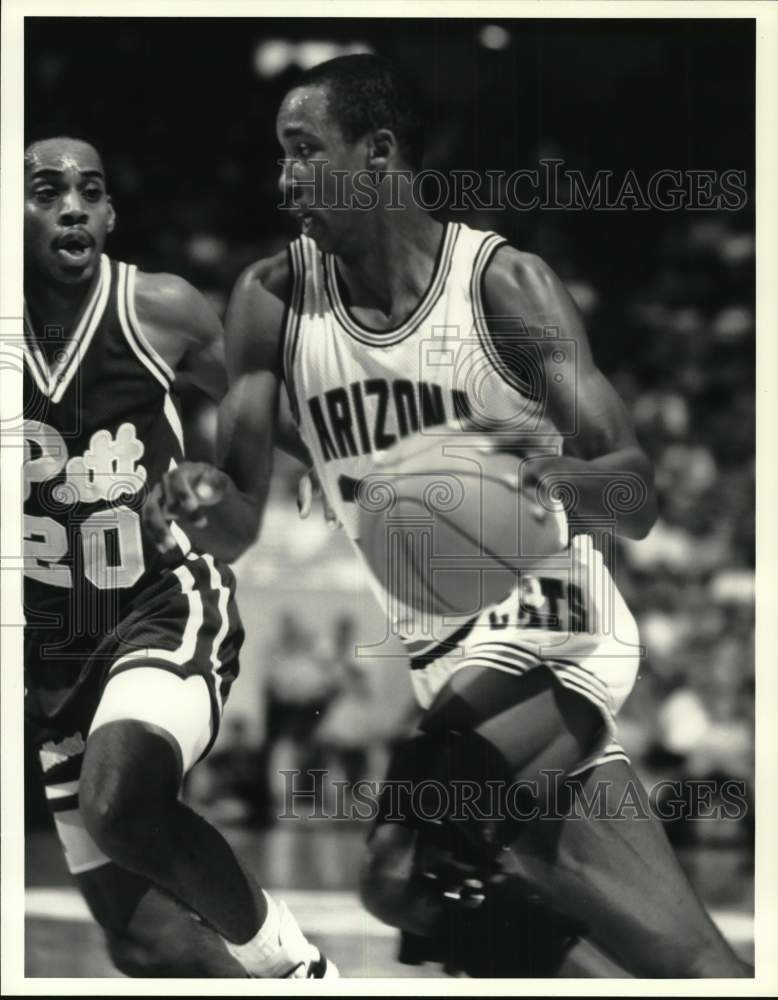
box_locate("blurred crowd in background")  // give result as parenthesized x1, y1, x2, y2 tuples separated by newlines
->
(25, 18, 754, 848)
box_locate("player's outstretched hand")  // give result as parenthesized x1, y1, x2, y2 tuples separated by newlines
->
(143, 462, 230, 553)
(297, 468, 341, 529)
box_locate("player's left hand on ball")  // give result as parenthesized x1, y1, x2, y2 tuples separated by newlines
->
(142, 462, 229, 552)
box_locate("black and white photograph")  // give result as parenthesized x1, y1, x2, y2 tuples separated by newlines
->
(1, 2, 776, 991)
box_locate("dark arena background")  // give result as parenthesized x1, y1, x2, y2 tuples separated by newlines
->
(24, 16, 755, 977)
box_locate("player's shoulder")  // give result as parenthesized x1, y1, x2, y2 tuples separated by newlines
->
(225, 250, 293, 374)
(480, 242, 590, 351)
(134, 268, 202, 312)
(232, 249, 292, 307)
(483, 244, 561, 313)
(133, 268, 222, 349)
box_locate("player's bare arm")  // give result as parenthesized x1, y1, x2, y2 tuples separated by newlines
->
(142, 254, 292, 561)
(135, 270, 228, 401)
(482, 246, 658, 540)
(224, 253, 312, 466)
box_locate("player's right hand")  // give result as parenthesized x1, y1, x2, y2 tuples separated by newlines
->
(142, 462, 230, 553)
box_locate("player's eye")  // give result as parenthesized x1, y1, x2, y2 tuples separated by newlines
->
(82, 187, 104, 202)
(296, 143, 312, 158)
(33, 188, 58, 204)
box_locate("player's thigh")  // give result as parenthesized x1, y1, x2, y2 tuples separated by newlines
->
(421, 664, 604, 785)
(88, 666, 215, 777)
(514, 759, 741, 977)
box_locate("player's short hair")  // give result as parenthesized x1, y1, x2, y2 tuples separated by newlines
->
(24, 136, 103, 172)
(287, 54, 426, 170)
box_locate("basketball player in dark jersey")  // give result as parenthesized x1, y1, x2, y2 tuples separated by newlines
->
(23, 137, 336, 978)
(144, 57, 749, 977)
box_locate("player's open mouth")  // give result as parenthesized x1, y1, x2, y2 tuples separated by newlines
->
(54, 230, 94, 267)
(291, 207, 316, 235)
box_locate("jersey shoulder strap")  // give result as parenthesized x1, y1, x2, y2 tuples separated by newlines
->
(111, 259, 175, 391)
(456, 226, 541, 402)
(280, 236, 321, 420)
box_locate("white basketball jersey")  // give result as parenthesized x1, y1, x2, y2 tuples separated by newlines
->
(282, 221, 565, 644)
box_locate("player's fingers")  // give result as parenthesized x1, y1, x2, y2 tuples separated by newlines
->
(309, 468, 324, 497)
(141, 484, 178, 553)
(298, 471, 314, 519)
(193, 466, 230, 507)
(321, 495, 341, 531)
(163, 466, 202, 517)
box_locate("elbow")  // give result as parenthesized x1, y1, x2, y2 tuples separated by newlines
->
(190, 529, 255, 566)
(616, 454, 657, 540)
(621, 481, 658, 541)
(621, 504, 657, 541)
(218, 536, 254, 564)
(225, 502, 265, 562)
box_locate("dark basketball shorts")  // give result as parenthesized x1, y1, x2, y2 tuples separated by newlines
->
(25, 550, 244, 874)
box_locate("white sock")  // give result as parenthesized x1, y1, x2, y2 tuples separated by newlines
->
(223, 891, 315, 978)
(223, 891, 284, 976)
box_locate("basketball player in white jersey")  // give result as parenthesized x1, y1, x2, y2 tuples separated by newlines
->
(23, 137, 336, 978)
(144, 56, 748, 976)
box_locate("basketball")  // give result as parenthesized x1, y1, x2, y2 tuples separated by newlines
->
(353, 434, 569, 618)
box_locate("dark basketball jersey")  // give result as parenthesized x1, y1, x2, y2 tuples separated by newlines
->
(23, 255, 217, 715)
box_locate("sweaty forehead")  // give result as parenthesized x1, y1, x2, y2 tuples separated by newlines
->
(25, 140, 104, 176)
(277, 85, 335, 135)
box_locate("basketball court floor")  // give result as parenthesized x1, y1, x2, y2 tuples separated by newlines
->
(24, 822, 754, 979)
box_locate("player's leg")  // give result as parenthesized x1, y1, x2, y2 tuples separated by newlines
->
(514, 758, 751, 978)
(361, 792, 632, 977)
(32, 708, 244, 976)
(75, 863, 244, 976)
(425, 666, 747, 976)
(362, 663, 746, 977)
(78, 666, 335, 978)
(440, 665, 748, 975)
(359, 666, 601, 923)
(359, 667, 603, 977)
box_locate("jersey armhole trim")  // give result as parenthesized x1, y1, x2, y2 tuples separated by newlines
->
(122, 264, 176, 387)
(281, 239, 306, 424)
(472, 237, 543, 402)
(276, 245, 293, 379)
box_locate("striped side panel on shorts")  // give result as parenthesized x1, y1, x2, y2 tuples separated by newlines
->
(547, 658, 614, 718)
(108, 555, 231, 690)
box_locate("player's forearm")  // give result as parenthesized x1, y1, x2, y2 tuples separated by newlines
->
(184, 477, 267, 563)
(180, 392, 219, 464)
(277, 421, 312, 467)
(530, 447, 657, 540)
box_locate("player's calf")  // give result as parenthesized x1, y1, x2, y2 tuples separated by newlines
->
(78, 673, 338, 978)
(77, 863, 247, 977)
(104, 918, 237, 977)
(514, 759, 751, 978)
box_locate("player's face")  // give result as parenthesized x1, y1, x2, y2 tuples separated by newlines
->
(276, 85, 373, 255)
(24, 140, 115, 287)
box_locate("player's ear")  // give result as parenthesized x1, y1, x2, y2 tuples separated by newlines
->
(367, 129, 397, 176)
(106, 195, 116, 234)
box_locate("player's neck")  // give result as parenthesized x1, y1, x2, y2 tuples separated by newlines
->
(335, 210, 444, 321)
(24, 268, 100, 351)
